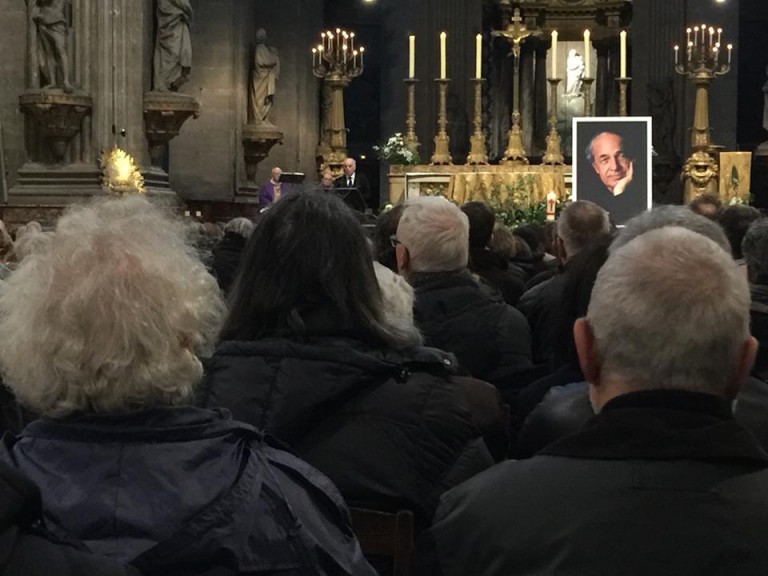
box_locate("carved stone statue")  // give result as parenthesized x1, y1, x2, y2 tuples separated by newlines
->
(565, 49, 585, 96)
(29, 0, 73, 92)
(153, 0, 193, 92)
(248, 28, 280, 125)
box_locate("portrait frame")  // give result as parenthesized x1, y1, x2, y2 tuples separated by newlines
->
(572, 116, 653, 226)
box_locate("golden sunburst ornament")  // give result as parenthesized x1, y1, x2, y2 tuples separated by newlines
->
(99, 147, 145, 195)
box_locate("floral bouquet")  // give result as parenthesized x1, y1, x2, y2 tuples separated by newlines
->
(374, 133, 420, 165)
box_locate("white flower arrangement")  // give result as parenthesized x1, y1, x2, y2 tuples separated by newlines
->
(373, 133, 420, 165)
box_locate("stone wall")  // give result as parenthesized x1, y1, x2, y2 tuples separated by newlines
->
(169, 0, 323, 200)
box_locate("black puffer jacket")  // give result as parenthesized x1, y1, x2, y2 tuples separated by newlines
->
(0, 460, 137, 576)
(412, 271, 533, 389)
(201, 337, 494, 526)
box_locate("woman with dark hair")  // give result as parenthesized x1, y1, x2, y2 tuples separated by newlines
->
(202, 192, 493, 527)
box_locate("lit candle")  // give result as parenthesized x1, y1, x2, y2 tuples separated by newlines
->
(717, 28, 722, 46)
(620, 30, 627, 78)
(674, 45, 679, 65)
(686, 28, 691, 46)
(312, 47, 317, 67)
(440, 32, 447, 79)
(546, 191, 557, 221)
(709, 27, 714, 48)
(727, 43, 732, 65)
(409, 35, 415, 79)
(343, 43, 348, 63)
(701, 24, 706, 45)
(360, 46, 365, 68)
(328, 32, 334, 54)
(551, 30, 558, 78)
(353, 49, 358, 69)
(475, 33, 483, 79)
(350, 32, 355, 54)
(693, 26, 699, 47)
(713, 46, 719, 67)
(583, 29, 591, 77)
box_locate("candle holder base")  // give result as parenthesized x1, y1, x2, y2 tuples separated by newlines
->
(501, 123, 528, 165)
(430, 78, 453, 165)
(467, 78, 488, 165)
(683, 149, 719, 202)
(542, 125, 565, 165)
(617, 77, 631, 117)
(404, 78, 420, 154)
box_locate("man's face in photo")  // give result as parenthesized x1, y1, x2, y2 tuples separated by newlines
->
(591, 132, 630, 192)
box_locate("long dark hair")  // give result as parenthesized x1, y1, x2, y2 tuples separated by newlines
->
(221, 192, 392, 345)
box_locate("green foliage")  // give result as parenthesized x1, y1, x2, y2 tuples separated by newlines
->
(483, 175, 565, 227)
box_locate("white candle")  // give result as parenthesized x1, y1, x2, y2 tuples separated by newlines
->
(551, 30, 558, 78)
(620, 30, 627, 78)
(583, 29, 591, 77)
(409, 35, 415, 79)
(709, 27, 714, 48)
(475, 34, 483, 79)
(328, 32, 334, 54)
(674, 45, 679, 65)
(701, 24, 706, 45)
(350, 32, 355, 54)
(343, 43, 348, 63)
(717, 28, 722, 46)
(353, 49, 358, 68)
(360, 46, 365, 67)
(693, 26, 699, 47)
(440, 32, 447, 79)
(312, 47, 317, 67)
(686, 28, 691, 46)
(727, 43, 732, 65)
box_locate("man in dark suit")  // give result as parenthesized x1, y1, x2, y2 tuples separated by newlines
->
(334, 157, 372, 212)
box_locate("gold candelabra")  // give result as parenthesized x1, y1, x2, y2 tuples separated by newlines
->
(404, 78, 419, 153)
(312, 29, 365, 170)
(674, 24, 732, 200)
(542, 78, 564, 165)
(467, 78, 488, 165)
(617, 77, 631, 117)
(582, 77, 594, 116)
(493, 8, 540, 165)
(431, 79, 453, 165)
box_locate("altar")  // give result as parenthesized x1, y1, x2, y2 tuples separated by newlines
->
(388, 164, 571, 205)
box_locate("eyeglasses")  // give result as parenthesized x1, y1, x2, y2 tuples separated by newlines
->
(389, 236, 402, 248)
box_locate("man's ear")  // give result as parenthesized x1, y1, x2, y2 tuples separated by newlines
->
(574, 318, 600, 385)
(726, 336, 758, 399)
(395, 244, 410, 276)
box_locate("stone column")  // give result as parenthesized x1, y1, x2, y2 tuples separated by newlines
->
(532, 37, 548, 156)
(520, 42, 535, 155)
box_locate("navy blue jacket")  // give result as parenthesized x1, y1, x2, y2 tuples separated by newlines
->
(0, 407, 375, 576)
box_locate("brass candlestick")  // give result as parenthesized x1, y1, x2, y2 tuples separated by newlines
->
(617, 77, 631, 117)
(542, 78, 564, 165)
(312, 29, 365, 171)
(467, 78, 488, 165)
(431, 78, 453, 165)
(582, 77, 594, 116)
(675, 25, 732, 200)
(404, 78, 419, 153)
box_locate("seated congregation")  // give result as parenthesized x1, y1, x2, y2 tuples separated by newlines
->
(0, 187, 766, 575)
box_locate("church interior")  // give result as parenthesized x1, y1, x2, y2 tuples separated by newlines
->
(0, 0, 766, 222)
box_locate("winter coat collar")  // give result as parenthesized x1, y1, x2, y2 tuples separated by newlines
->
(541, 389, 768, 465)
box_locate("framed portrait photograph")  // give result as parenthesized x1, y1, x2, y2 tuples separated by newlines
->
(572, 117, 653, 226)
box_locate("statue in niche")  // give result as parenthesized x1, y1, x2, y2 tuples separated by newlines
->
(648, 79, 677, 161)
(564, 49, 585, 97)
(29, 0, 73, 92)
(248, 28, 280, 125)
(153, 0, 193, 92)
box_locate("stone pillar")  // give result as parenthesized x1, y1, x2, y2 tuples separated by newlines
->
(520, 43, 535, 155)
(532, 38, 549, 156)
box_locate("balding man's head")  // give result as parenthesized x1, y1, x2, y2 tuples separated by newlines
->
(576, 227, 756, 411)
(557, 200, 611, 261)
